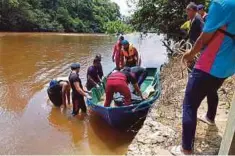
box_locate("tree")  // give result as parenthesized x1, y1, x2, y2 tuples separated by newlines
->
(130, 0, 210, 39)
(104, 20, 134, 34)
(0, 0, 126, 33)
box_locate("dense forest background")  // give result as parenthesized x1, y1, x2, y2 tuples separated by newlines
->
(1, 0, 212, 35)
(0, 0, 133, 33)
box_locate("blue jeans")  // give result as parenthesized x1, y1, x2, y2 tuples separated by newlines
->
(182, 69, 225, 150)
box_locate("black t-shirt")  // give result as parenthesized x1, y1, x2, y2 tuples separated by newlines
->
(131, 67, 146, 79)
(121, 71, 137, 84)
(189, 14, 204, 43)
(69, 72, 83, 96)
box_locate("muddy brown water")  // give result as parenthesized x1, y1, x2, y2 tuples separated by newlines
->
(0, 32, 167, 154)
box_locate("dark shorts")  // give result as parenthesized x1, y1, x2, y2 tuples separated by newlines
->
(72, 94, 87, 115)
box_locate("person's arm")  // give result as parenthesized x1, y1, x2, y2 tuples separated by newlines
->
(99, 65, 104, 79)
(182, 32, 215, 63)
(133, 83, 143, 99)
(134, 48, 139, 64)
(88, 75, 99, 86)
(127, 72, 144, 99)
(112, 45, 116, 62)
(66, 84, 71, 104)
(87, 67, 99, 86)
(61, 85, 67, 107)
(74, 82, 87, 97)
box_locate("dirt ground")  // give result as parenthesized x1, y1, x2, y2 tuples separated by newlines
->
(127, 57, 235, 155)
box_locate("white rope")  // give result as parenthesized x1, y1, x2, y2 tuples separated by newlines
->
(171, 40, 198, 74)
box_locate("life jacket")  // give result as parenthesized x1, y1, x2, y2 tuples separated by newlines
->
(107, 72, 127, 82)
(47, 80, 63, 107)
(122, 44, 137, 63)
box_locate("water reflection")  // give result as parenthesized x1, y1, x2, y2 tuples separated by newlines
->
(88, 114, 137, 155)
(0, 33, 115, 112)
(48, 107, 86, 145)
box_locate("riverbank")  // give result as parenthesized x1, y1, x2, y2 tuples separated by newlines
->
(127, 57, 235, 155)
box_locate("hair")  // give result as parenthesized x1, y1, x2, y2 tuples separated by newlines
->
(187, 2, 198, 11)
(95, 54, 101, 61)
(71, 63, 80, 70)
(93, 58, 99, 64)
(119, 36, 124, 41)
(197, 4, 205, 10)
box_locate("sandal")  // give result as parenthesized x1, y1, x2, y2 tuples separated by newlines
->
(171, 146, 185, 155)
(171, 145, 193, 155)
(198, 115, 215, 126)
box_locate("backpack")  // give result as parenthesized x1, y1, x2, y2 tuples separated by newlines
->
(47, 80, 62, 107)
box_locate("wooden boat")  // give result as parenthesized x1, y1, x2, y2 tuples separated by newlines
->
(87, 68, 161, 128)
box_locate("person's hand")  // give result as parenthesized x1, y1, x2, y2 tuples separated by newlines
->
(182, 50, 195, 67)
(112, 57, 115, 62)
(85, 93, 92, 99)
(87, 95, 92, 99)
(143, 94, 148, 99)
(141, 95, 147, 100)
(61, 104, 66, 109)
(86, 90, 92, 94)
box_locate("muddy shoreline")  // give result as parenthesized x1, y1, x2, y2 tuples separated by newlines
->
(127, 58, 234, 155)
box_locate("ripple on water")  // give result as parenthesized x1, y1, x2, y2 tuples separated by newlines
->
(0, 33, 167, 154)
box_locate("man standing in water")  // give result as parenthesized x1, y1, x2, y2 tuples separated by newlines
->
(171, 0, 235, 155)
(122, 40, 140, 67)
(95, 54, 104, 79)
(112, 36, 125, 70)
(86, 59, 102, 91)
(47, 79, 70, 108)
(69, 63, 91, 116)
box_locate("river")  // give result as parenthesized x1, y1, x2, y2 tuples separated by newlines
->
(0, 32, 167, 154)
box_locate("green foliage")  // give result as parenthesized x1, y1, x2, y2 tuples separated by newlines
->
(0, 0, 123, 33)
(130, 0, 210, 39)
(105, 20, 134, 34)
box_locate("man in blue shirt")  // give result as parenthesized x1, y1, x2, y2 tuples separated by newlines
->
(171, 0, 235, 155)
